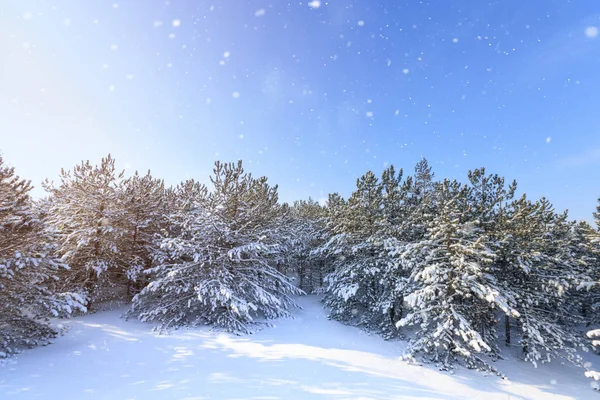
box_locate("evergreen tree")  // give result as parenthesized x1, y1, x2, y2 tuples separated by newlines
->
(0, 156, 84, 358)
(118, 171, 166, 297)
(496, 196, 587, 367)
(128, 161, 302, 333)
(321, 170, 386, 328)
(43, 155, 126, 309)
(398, 179, 516, 372)
(586, 329, 600, 390)
(285, 198, 327, 292)
(465, 168, 517, 349)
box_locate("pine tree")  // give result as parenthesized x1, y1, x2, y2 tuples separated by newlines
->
(118, 171, 166, 297)
(465, 168, 517, 349)
(285, 198, 327, 292)
(594, 198, 600, 229)
(383, 160, 438, 336)
(496, 196, 587, 367)
(398, 179, 516, 372)
(586, 329, 600, 390)
(0, 156, 85, 358)
(321, 170, 386, 328)
(43, 155, 126, 309)
(127, 161, 302, 333)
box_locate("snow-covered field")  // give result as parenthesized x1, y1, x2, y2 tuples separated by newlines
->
(0, 296, 593, 399)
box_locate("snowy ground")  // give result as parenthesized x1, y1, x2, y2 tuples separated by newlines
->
(0, 296, 593, 399)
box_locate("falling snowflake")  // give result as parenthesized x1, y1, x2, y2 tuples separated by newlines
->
(153, 21, 163, 27)
(546, 137, 552, 143)
(452, 38, 459, 43)
(402, 68, 409, 74)
(232, 91, 240, 98)
(110, 44, 118, 51)
(357, 20, 365, 27)
(308, 0, 321, 9)
(585, 26, 598, 38)
(239, 134, 245, 139)
(173, 19, 181, 27)
(366, 111, 374, 118)
(224, 51, 230, 58)
(255, 9, 266, 17)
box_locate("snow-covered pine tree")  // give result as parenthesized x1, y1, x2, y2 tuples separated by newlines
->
(566, 221, 599, 324)
(585, 199, 600, 324)
(285, 198, 327, 292)
(398, 179, 517, 372)
(464, 168, 517, 350)
(585, 329, 600, 390)
(497, 196, 587, 367)
(321, 170, 386, 328)
(127, 161, 302, 333)
(403, 158, 437, 242)
(368, 165, 413, 337)
(43, 154, 127, 309)
(0, 156, 85, 358)
(383, 160, 439, 336)
(117, 171, 166, 297)
(311, 192, 346, 289)
(321, 165, 416, 337)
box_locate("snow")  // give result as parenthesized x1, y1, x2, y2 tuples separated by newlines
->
(585, 26, 598, 38)
(0, 296, 592, 399)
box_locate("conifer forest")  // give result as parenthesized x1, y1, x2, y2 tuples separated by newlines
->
(2, 153, 600, 389)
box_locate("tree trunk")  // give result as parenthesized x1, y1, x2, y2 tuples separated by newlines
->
(299, 262, 304, 290)
(505, 315, 511, 346)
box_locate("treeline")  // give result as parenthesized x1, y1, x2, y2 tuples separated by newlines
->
(1, 154, 600, 380)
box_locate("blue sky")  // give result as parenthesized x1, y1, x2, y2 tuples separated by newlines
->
(1, 1, 600, 221)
